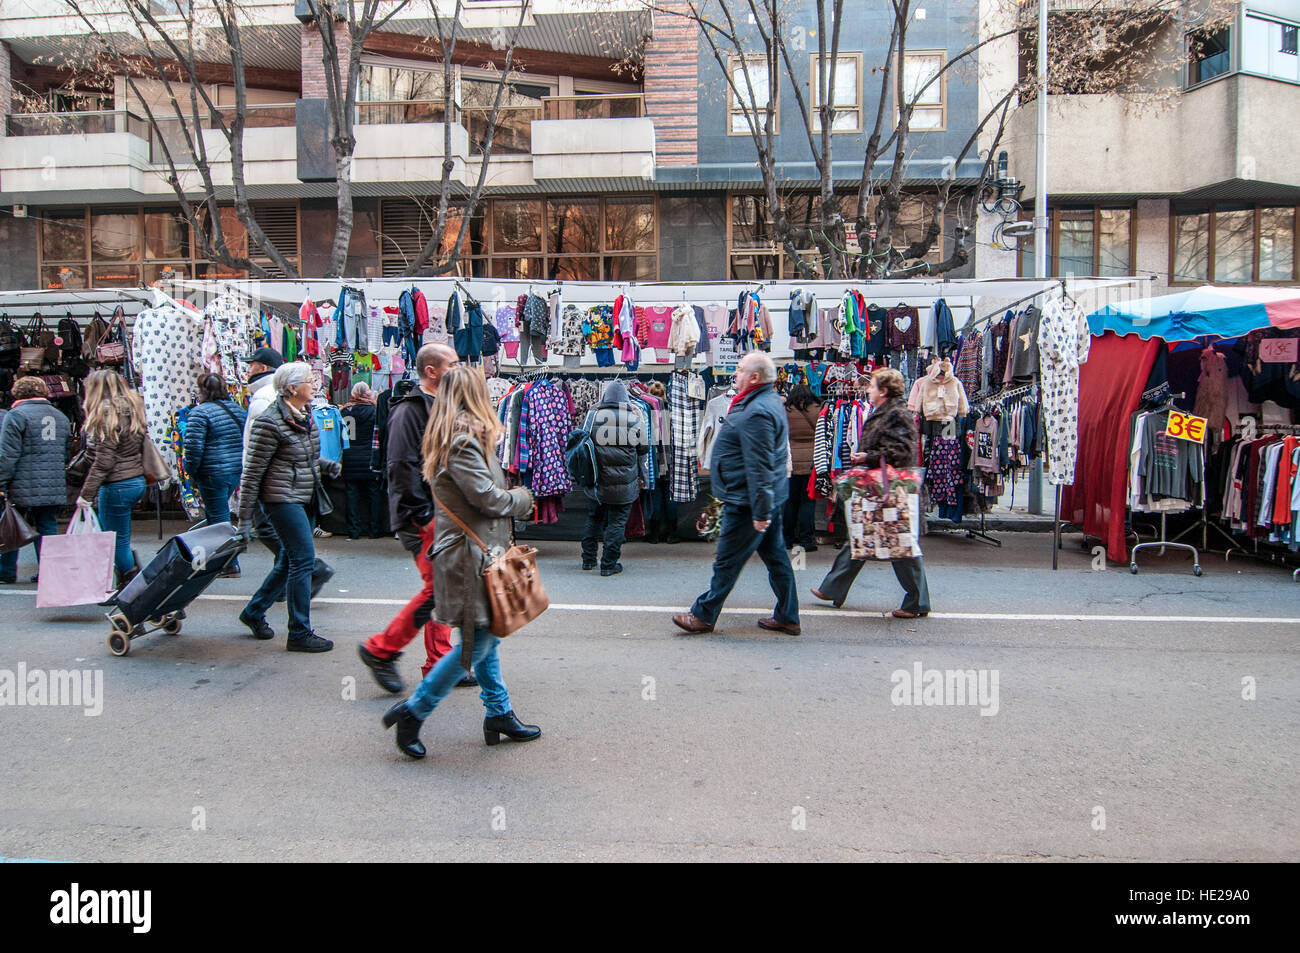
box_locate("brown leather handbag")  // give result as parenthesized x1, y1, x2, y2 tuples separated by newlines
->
(142, 437, 173, 486)
(433, 490, 547, 638)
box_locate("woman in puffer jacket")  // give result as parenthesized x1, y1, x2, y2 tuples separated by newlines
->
(580, 379, 648, 576)
(184, 373, 247, 576)
(235, 363, 341, 653)
(810, 367, 931, 618)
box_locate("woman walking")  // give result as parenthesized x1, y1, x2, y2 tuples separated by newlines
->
(78, 370, 148, 589)
(382, 365, 538, 759)
(340, 383, 384, 539)
(235, 363, 341, 652)
(0, 376, 71, 584)
(811, 368, 931, 618)
(783, 383, 822, 553)
(184, 373, 247, 577)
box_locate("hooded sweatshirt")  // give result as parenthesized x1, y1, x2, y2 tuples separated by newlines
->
(908, 358, 970, 422)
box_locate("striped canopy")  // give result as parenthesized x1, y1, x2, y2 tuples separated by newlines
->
(1088, 285, 1300, 342)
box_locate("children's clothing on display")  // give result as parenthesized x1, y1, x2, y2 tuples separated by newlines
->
(313, 403, 349, 464)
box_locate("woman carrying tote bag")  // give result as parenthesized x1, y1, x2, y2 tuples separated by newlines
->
(78, 369, 148, 589)
(381, 366, 537, 760)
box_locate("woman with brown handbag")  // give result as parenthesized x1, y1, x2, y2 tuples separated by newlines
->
(382, 365, 537, 760)
(78, 369, 148, 589)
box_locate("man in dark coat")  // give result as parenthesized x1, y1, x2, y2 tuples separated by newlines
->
(357, 343, 471, 694)
(673, 353, 800, 635)
(580, 379, 648, 576)
(0, 376, 71, 584)
(340, 383, 384, 539)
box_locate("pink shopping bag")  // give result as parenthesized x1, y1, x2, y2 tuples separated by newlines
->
(35, 507, 117, 608)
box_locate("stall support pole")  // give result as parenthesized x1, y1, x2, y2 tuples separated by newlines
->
(1031, 0, 1049, 522)
(156, 485, 163, 539)
(1052, 484, 1061, 570)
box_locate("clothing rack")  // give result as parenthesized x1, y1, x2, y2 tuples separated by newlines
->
(1129, 396, 1204, 577)
(1219, 423, 1300, 580)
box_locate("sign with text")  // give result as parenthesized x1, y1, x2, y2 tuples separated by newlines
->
(1260, 338, 1299, 363)
(1166, 411, 1208, 444)
(711, 322, 739, 373)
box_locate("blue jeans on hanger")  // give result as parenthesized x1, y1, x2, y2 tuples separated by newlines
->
(98, 477, 146, 576)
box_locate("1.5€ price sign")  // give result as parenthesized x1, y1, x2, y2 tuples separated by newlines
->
(1167, 410, 1207, 444)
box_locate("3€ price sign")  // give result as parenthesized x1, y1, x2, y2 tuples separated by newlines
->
(1167, 411, 1208, 444)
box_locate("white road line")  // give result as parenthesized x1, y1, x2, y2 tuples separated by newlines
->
(5, 589, 1297, 624)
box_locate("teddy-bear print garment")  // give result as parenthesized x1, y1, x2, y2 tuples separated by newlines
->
(132, 305, 206, 477)
(1038, 296, 1091, 486)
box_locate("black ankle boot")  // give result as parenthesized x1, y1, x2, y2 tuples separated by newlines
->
(382, 701, 426, 759)
(483, 710, 541, 746)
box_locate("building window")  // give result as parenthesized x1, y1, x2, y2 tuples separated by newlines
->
(1243, 13, 1300, 83)
(1018, 207, 1135, 278)
(1172, 203, 1298, 284)
(727, 55, 776, 135)
(810, 54, 862, 133)
(37, 204, 299, 287)
(900, 51, 946, 130)
(1188, 28, 1232, 86)
(380, 196, 656, 280)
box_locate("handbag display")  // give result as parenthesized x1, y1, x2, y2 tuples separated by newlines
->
(38, 374, 75, 400)
(0, 503, 39, 555)
(95, 308, 127, 365)
(432, 489, 547, 638)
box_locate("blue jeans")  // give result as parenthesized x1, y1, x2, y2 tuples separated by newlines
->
(0, 504, 60, 580)
(98, 477, 146, 576)
(407, 627, 510, 720)
(690, 502, 799, 626)
(196, 471, 241, 568)
(244, 502, 315, 639)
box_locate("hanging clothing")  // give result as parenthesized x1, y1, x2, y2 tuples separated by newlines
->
(133, 303, 206, 477)
(335, 285, 369, 352)
(1038, 296, 1091, 486)
(668, 371, 703, 503)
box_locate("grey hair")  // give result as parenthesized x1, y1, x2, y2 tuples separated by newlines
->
(273, 361, 314, 396)
(739, 352, 777, 383)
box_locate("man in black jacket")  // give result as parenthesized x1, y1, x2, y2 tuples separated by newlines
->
(580, 380, 648, 576)
(358, 343, 468, 693)
(673, 353, 800, 636)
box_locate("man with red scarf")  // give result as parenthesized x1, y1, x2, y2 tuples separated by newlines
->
(673, 352, 800, 635)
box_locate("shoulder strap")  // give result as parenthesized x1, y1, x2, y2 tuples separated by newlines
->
(430, 486, 491, 555)
(212, 401, 243, 427)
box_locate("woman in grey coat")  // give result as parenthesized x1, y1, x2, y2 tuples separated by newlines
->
(0, 376, 71, 584)
(235, 363, 341, 653)
(382, 365, 536, 760)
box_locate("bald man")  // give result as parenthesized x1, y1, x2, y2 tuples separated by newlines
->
(358, 343, 469, 692)
(674, 352, 801, 636)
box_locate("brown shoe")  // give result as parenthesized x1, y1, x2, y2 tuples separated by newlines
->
(672, 613, 714, 634)
(810, 587, 841, 607)
(891, 609, 928, 619)
(757, 617, 801, 636)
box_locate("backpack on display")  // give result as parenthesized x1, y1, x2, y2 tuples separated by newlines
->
(0, 316, 20, 370)
(564, 412, 599, 490)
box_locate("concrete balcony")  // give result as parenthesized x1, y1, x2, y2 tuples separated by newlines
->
(531, 116, 656, 186)
(0, 112, 154, 200)
(1005, 73, 1300, 199)
(353, 120, 471, 186)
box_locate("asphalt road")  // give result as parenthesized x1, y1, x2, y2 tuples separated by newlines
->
(1, 524, 1297, 862)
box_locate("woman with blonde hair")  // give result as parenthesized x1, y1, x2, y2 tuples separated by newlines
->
(78, 369, 149, 587)
(382, 365, 537, 759)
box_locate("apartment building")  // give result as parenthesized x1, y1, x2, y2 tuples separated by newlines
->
(980, 0, 1300, 290)
(0, 0, 988, 290)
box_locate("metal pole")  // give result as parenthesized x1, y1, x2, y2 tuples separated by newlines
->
(1034, 0, 1054, 541)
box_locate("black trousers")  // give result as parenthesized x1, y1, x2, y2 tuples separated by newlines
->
(344, 476, 384, 538)
(816, 543, 931, 614)
(581, 502, 632, 570)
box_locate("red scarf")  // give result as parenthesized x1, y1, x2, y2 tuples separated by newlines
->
(729, 383, 766, 412)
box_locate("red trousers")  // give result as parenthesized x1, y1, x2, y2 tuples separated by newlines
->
(363, 523, 453, 676)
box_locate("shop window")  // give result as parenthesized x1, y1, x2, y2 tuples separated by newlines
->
(727, 55, 775, 135)
(41, 264, 86, 291)
(604, 256, 656, 282)
(729, 253, 780, 281)
(896, 193, 945, 265)
(1213, 207, 1255, 283)
(489, 257, 544, 279)
(1259, 207, 1296, 282)
(145, 210, 190, 260)
(549, 257, 600, 281)
(605, 197, 655, 252)
(492, 199, 543, 254)
(548, 198, 601, 255)
(89, 210, 141, 264)
(811, 54, 862, 133)
(1188, 28, 1231, 85)
(1243, 14, 1300, 82)
(1018, 207, 1136, 278)
(1172, 208, 1211, 281)
(92, 264, 141, 288)
(41, 209, 87, 262)
(1097, 209, 1132, 277)
(900, 51, 945, 131)
(144, 262, 190, 284)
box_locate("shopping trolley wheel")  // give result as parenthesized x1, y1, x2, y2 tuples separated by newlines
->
(1129, 563, 1139, 574)
(1193, 565, 1204, 577)
(162, 616, 183, 636)
(107, 630, 131, 656)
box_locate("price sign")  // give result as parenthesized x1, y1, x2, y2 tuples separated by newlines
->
(1260, 338, 1298, 363)
(1166, 411, 1207, 444)
(844, 224, 861, 254)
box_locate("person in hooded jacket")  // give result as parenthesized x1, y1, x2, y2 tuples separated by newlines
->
(184, 372, 247, 576)
(340, 382, 384, 540)
(0, 376, 71, 584)
(580, 379, 648, 576)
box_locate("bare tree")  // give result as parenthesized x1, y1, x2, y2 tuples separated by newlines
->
(649, 0, 1234, 280)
